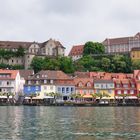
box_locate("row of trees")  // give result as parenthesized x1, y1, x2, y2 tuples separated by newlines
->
(31, 56, 75, 73)
(0, 46, 25, 60)
(75, 54, 134, 73)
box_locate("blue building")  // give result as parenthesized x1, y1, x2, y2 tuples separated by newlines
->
(24, 85, 41, 95)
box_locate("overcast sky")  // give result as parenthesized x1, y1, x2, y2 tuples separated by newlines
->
(0, 0, 140, 54)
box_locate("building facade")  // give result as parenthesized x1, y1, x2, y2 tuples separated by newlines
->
(0, 39, 65, 69)
(24, 70, 75, 100)
(0, 69, 24, 100)
(102, 32, 140, 54)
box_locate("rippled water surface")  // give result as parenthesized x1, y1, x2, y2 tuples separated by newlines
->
(0, 106, 140, 140)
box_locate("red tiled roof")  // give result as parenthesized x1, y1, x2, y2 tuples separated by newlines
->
(69, 45, 84, 56)
(0, 69, 19, 80)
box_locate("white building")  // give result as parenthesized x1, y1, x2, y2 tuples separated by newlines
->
(0, 69, 24, 100)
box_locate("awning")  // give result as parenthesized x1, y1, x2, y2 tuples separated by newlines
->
(83, 95, 92, 98)
(0, 96, 7, 99)
(43, 96, 54, 99)
(24, 97, 31, 99)
(32, 96, 43, 100)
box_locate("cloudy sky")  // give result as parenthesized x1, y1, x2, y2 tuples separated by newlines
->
(0, 0, 140, 54)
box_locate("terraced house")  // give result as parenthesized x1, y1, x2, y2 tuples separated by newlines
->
(0, 69, 24, 100)
(24, 70, 75, 101)
(0, 39, 65, 69)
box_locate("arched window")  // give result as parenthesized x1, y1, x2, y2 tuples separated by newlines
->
(78, 82, 83, 87)
(87, 82, 91, 87)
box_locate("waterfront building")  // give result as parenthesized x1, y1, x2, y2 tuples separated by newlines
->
(114, 78, 137, 99)
(24, 70, 75, 101)
(93, 79, 114, 99)
(68, 45, 84, 61)
(74, 77, 94, 99)
(0, 69, 23, 100)
(102, 32, 140, 54)
(0, 39, 65, 69)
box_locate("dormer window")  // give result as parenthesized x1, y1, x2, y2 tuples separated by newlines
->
(36, 75, 39, 78)
(131, 84, 135, 88)
(87, 82, 91, 87)
(78, 82, 83, 87)
(50, 80, 53, 84)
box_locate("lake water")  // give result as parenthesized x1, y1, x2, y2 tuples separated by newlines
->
(0, 106, 140, 140)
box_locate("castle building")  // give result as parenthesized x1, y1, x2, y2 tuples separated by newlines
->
(102, 32, 140, 54)
(0, 39, 65, 69)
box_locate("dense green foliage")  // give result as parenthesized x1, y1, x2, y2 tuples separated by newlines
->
(0, 63, 24, 69)
(0, 47, 25, 60)
(83, 42, 105, 55)
(75, 54, 133, 73)
(31, 56, 75, 73)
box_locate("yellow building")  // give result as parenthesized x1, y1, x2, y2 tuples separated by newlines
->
(131, 47, 140, 61)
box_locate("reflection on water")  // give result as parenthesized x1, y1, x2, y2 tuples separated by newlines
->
(0, 107, 140, 140)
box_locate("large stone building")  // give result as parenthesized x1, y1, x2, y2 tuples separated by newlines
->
(103, 32, 140, 54)
(0, 39, 65, 69)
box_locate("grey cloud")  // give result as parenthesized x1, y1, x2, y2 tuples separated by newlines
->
(0, 0, 140, 54)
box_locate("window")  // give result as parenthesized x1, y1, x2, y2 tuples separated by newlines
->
(36, 75, 39, 78)
(28, 81, 31, 84)
(95, 84, 99, 88)
(84, 90, 86, 94)
(124, 90, 128, 94)
(50, 80, 53, 84)
(116, 84, 120, 88)
(123, 84, 128, 88)
(87, 82, 91, 87)
(117, 90, 121, 94)
(58, 87, 61, 92)
(66, 87, 69, 93)
(7, 81, 10, 85)
(108, 90, 112, 94)
(44, 80, 47, 84)
(50, 86, 53, 90)
(0, 81, 2, 85)
(36, 81, 39, 84)
(36, 86, 39, 90)
(130, 90, 134, 94)
(131, 84, 135, 88)
(71, 87, 74, 92)
(62, 87, 65, 93)
(44, 86, 47, 90)
(78, 82, 83, 87)
(27, 86, 31, 91)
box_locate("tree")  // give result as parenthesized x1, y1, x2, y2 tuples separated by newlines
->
(132, 60, 140, 70)
(96, 92, 110, 103)
(31, 57, 44, 73)
(101, 57, 111, 71)
(75, 55, 95, 71)
(16, 46, 25, 57)
(111, 55, 127, 73)
(83, 42, 105, 55)
(59, 57, 75, 73)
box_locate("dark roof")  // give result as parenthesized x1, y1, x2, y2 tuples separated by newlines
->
(131, 47, 140, 51)
(19, 70, 34, 79)
(29, 70, 72, 80)
(94, 79, 113, 83)
(0, 41, 33, 49)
